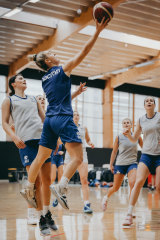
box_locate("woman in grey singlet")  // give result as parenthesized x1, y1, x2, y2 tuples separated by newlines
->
(64, 111, 94, 214)
(102, 118, 143, 211)
(2, 75, 57, 236)
(123, 96, 160, 226)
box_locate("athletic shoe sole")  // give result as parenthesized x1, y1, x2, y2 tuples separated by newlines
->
(50, 186, 69, 210)
(47, 224, 58, 231)
(27, 219, 37, 225)
(40, 231, 51, 236)
(84, 210, 93, 214)
(20, 190, 37, 208)
(122, 219, 133, 226)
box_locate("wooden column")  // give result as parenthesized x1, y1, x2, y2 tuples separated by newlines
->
(103, 79, 113, 148)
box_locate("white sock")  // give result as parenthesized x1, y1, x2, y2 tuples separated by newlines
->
(27, 208, 34, 217)
(84, 200, 89, 206)
(103, 195, 108, 202)
(59, 176, 69, 189)
(37, 210, 43, 219)
(27, 181, 35, 188)
(43, 206, 49, 216)
(127, 205, 134, 215)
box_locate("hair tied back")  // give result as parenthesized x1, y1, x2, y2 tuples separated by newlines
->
(33, 54, 37, 61)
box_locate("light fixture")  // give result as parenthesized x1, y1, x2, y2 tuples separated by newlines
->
(109, 67, 129, 75)
(77, 9, 82, 15)
(135, 60, 156, 68)
(88, 74, 104, 80)
(136, 79, 152, 83)
(29, 0, 40, 3)
(3, 7, 22, 17)
(88, 67, 129, 80)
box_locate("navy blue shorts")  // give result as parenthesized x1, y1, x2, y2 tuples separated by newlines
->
(51, 154, 64, 168)
(140, 154, 160, 175)
(19, 143, 51, 167)
(114, 163, 137, 175)
(39, 115, 82, 150)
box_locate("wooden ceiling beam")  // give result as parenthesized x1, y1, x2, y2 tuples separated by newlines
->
(110, 53, 160, 88)
(41, 0, 87, 11)
(0, 39, 34, 47)
(67, 33, 159, 56)
(0, 19, 54, 36)
(0, 0, 16, 9)
(0, 27, 45, 39)
(62, 40, 150, 59)
(0, 33, 39, 44)
(21, 6, 73, 21)
(61, 0, 94, 7)
(23, 4, 76, 18)
(108, 23, 160, 41)
(9, 0, 126, 76)
(116, 5, 160, 23)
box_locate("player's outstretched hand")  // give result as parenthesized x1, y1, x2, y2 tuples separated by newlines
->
(77, 82, 87, 95)
(95, 17, 108, 33)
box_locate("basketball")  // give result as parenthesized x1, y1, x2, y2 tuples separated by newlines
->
(93, 2, 114, 24)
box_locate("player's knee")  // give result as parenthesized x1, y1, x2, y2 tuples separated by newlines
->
(36, 154, 49, 166)
(78, 155, 83, 165)
(35, 176, 41, 189)
(51, 177, 55, 184)
(135, 179, 144, 189)
(155, 184, 160, 194)
(74, 155, 83, 165)
(81, 177, 88, 185)
(113, 185, 120, 192)
(129, 181, 135, 190)
(42, 174, 51, 186)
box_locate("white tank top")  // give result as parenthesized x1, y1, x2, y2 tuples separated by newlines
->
(77, 124, 86, 149)
(116, 133, 138, 165)
(139, 112, 160, 155)
(9, 95, 43, 142)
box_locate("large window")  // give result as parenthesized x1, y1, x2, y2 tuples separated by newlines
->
(113, 91, 133, 142)
(71, 85, 103, 147)
(25, 78, 43, 96)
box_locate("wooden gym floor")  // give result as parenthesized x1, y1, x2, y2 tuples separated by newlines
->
(0, 182, 160, 240)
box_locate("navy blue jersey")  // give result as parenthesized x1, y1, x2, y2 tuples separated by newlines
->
(42, 66, 73, 117)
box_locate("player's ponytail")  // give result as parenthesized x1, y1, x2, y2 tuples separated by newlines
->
(8, 75, 18, 96)
(28, 52, 49, 71)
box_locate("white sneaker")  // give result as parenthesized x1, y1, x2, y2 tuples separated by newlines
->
(27, 215, 38, 225)
(122, 214, 133, 226)
(20, 185, 37, 208)
(50, 184, 69, 210)
(102, 196, 108, 211)
(132, 213, 136, 218)
(27, 209, 38, 225)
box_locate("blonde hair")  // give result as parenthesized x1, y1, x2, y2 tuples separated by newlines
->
(144, 96, 155, 105)
(28, 52, 49, 71)
(122, 118, 132, 125)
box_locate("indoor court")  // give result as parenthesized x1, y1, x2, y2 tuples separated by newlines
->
(1, 183, 160, 240)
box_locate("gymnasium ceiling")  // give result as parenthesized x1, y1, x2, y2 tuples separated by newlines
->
(0, 0, 160, 89)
